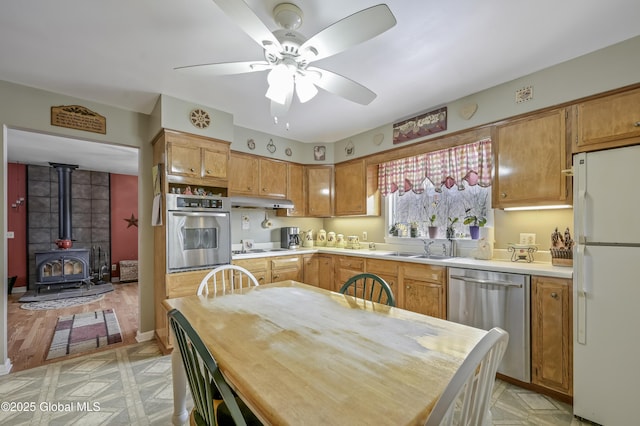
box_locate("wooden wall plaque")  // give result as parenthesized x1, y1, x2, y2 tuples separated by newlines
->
(51, 105, 106, 134)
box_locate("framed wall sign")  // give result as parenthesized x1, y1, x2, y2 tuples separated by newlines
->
(393, 107, 447, 144)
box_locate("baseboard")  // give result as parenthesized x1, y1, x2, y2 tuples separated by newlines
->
(135, 329, 155, 343)
(0, 358, 13, 376)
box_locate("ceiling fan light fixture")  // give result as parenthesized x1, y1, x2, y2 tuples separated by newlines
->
(273, 3, 303, 30)
(295, 75, 318, 103)
(266, 64, 294, 105)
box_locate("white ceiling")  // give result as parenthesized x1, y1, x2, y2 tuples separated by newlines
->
(2, 0, 640, 172)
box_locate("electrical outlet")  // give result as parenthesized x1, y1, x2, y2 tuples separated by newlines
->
(111, 264, 117, 271)
(362, 231, 368, 241)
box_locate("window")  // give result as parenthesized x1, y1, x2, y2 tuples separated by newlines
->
(379, 138, 493, 239)
(388, 180, 491, 238)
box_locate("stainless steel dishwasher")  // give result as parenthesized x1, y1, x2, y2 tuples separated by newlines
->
(447, 267, 530, 382)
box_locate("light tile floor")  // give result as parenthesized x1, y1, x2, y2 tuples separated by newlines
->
(0, 341, 591, 425)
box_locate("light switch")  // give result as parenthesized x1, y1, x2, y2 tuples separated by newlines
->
(6, 231, 14, 239)
(519, 233, 536, 245)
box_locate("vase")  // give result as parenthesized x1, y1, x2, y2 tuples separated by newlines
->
(428, 226, 438, 239)
(469, 225, 480, 240)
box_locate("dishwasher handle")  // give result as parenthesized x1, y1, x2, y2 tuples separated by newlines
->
(449, 274, 523, 288)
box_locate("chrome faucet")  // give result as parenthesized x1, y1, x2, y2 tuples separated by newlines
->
(423, 240, 435, 256)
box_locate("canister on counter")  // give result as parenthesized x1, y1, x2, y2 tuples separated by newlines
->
(336, 234, 345, 248)
(327, 231, 336, 247)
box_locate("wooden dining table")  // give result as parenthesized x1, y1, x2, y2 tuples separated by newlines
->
(164, 280, 487, 426)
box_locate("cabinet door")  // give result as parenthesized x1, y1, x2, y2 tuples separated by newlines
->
(202, 147, 228, 180)
(335, 160, 366, 215)
(303, 254, 319, 287)
(229, 153, 259, 195)
(259, 158, 287, 198)
(278, 163, 305, 217)
(317, 254, 334, 292)
(532, 276, 573, 396)
(494, 108, 570, 208)
(334, 256, 364, 292)
(402, 263, 446, 319)
(167, 142, 200, 179)
(271, 256, 302, 282)
(366, 258, 401, 307)
(577, 87, 640, 151)
(404, 278, 445, 319)
(306, 166, 333, 217)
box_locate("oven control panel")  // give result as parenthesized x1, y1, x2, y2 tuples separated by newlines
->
(166, 193, 229, 211)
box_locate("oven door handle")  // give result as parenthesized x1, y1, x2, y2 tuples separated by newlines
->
(170, 211, 228, 218)
(449, 275, 523, 288)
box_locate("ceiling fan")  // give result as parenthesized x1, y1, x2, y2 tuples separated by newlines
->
(176, 1, 396, 119)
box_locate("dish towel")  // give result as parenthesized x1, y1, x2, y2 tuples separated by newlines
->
(152, 193, 162, 226)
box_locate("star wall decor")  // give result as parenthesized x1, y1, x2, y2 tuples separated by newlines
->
(124, 213, 138, 228)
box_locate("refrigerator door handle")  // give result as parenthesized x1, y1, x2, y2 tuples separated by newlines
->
(575, 154, 588, 245)
(576, 244, 587, 344)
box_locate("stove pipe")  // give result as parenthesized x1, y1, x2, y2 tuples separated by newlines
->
(50, 163, 78, 249)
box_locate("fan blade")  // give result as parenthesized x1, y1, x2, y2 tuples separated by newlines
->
(299, 4, 396, 62)
(212, 0, 282, 50)
(308, 66, 376, 105)
(175, 61, 271, 76)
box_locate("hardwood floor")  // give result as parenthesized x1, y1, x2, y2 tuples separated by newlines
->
(7, 281, 139, 373)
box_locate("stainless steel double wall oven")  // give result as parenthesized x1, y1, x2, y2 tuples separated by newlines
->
(166, 194, 231, 272)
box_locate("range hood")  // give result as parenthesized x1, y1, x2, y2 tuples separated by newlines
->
(230, 196, 294, 209)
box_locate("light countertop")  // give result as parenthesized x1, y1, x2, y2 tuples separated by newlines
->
(232, 246, 573, 279)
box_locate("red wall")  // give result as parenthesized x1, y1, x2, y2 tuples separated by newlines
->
(8, 163, 28, 288)
(110, 174, 138, 278)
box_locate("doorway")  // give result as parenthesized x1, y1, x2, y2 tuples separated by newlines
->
(5, 128, 140, 371)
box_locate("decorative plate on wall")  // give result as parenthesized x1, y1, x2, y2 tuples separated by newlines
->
(189, 108, 211, 129)
(266, 139, 276, 153)
(285, 147, 292, 157)
(247, 138, 256, 150)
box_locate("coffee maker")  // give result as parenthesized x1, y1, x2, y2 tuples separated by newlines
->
(281, 227, 300, 249)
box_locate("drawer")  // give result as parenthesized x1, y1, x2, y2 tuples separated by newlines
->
(402, 263, 445, 283)
(234, 257, 269, 271)
(166, 269, 210, 298)
(271, 256, 302, 270)
(336, 257, 365, 271)
(366, 258, 398, 275)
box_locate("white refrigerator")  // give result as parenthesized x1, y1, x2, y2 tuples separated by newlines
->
(573, 145, 640, 425)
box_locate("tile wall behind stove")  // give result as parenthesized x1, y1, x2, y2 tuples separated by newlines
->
(26, 165, 110, 288)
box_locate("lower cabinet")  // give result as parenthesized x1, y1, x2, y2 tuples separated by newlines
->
(366, 258, 402, 307)
(233, 257, 270, 284)
(334, 256, 365, 292)
(270, 255, 303, 282)
(303, 254, 333, 291)
(531, 276, 573, 397)
(401, 263, 447, 319)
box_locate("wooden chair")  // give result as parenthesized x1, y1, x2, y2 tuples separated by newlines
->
(197, 264, 259, 296)
(424, 327, 509, 426)
(338, 273, 396, 307)
(168, 309, 262, 426)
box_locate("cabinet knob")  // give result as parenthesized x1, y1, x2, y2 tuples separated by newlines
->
(273, 274, 279, 279)
(551, 292, 558, 299)
(206, 169, 211, 174)
(262, 188, 268, 192)
(406, 285, 411, 289)
(190, 168, 195, 172)
(500, 192, 507, 198)
(634, 122, 640, 127)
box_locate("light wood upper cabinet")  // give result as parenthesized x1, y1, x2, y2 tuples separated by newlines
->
(228, 153, 259, 195)
(228, 152, 287, 199)
(259, 157, 287, 198)
(493, 108, 572, 209)
(531, 276, 573, 397)
(334, 159, 380, 216)
(306, 165, 333, 217)
(575, 86, 640, 152)
(277, 162, 305, 217)
(164, 130, 230, 186)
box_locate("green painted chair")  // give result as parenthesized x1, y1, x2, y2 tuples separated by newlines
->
(168, 309, 262, 426)
(339, 273, 396, 307)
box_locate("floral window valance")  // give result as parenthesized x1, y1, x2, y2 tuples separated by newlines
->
(378, 138, 492, 196)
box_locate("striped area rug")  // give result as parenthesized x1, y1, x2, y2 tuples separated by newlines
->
(46, 309, 122, 360)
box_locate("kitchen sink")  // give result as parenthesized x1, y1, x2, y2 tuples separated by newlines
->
(410, 254, 453, 260)
(386, 252, 421, 257)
